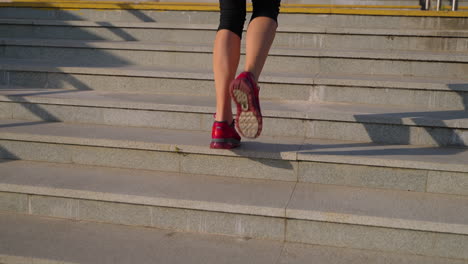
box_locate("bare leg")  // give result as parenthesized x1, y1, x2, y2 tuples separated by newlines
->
(244, 17, 277, 82)
(213, 29, 241, 123)
(213, 17, 277, 122)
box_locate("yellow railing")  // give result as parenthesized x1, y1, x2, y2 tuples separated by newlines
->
(0, 0, 466, 16)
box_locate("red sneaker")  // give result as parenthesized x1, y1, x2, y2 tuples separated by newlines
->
(210, 121, 241, 149)
(229, 72, 262, 139)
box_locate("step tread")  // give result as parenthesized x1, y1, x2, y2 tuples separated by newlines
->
(1, 88, 467, 128)
(2, 18, 468, 37)
(0, 160, 294, 217)
(1, 159, 468, 234)
(2, 58, 468, 91)
(1, 212, 465, 264)
(1, 118, 467, 173)
(3, 38, 468, 62)
(0, 211, 284, 264)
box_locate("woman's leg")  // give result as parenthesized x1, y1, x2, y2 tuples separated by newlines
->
(228, 0, 280, 138)
(210, 0, 245, 149)
(245, 0, 280, 81)
(244, 17, 278, 82)
(213, 30, 240, 123)
(213, 0, 246, 123)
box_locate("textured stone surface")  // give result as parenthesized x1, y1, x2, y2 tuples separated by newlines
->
(298, 137, 468, 173)
(1, 9, 468, 29)
(307, 120, 463, 147)
(286, 220, 468, 259)
(0, 159, 294, 217)
(262, 117, 307, 138)
(70, 146, 180, 172)
(2, 88, 467, 134)
(2, 211, 468, 264)
(30, 195, 79, 219)
(4, 40, 467, 78)
(151, 207, 285, 240)
(79, 199, 153, 227)
(427, 171, 468, 196)
(287, 183, 468, 234)
(298, 161, 427, 191)
(0, 212, 284, 264)
(0, 70, 7, 86)
(1, 119, 468, 175)
(430, 232, 468, 260)
(278, 242, 468, 264)
(180, 153, 298, 181)
(7, 71, 48, 88)
(2, 60, 468, 110)
(0, 140, 73, 163)
(315, 85, 468, 109)
(0, 192, 28, 213)
(0, 102, 12, 119)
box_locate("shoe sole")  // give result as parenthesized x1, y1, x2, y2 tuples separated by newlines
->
(230, 79, 262, 139)
(210, 141, 240, 149)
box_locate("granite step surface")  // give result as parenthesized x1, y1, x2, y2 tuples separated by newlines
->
(1, 89, 467, 147)
(1, 8, 468, 30)
(1, 159, 468, 259)
(1, 59, 468, 109)
(1, 19, 468, 52)
(1, 118, 467, 195)
(2, 38, 468, 78)
(1, 212, 467, 264)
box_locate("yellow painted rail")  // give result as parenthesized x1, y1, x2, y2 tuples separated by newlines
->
(1, 0, 467, 17)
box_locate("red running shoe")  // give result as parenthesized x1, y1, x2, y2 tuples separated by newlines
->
(210, 120, 241, 149)
(229, 72, 262, 139)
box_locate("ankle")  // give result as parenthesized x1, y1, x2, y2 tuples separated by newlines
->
(214, 114, 233, 124)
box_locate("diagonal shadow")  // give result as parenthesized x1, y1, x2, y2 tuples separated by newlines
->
(353, 82, 468, 147)
(0, 120, 50, 129)
(230, 140, 301, 170)
(0, 1, 157, 126)
(0, 1, 185, 166)
(96, 22, 138, 41)
(227, 139, 467, 173)
(448, 83, 468, 110)
(0, 144, 20, 162)
(121, 6, 157, 22)
(1, 71, 96, 122)
(298, 143, 467, 156)
(0, 0, 189, 125)
(1, 1, 467, 170)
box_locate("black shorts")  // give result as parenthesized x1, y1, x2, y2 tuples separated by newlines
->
(218, 0, 281, 38)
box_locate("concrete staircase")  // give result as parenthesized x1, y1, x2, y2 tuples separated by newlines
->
(1, 2, 468, 263)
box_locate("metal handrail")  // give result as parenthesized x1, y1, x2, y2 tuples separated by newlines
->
(452, 0, 458, 11)
(435, 0, 459, 10)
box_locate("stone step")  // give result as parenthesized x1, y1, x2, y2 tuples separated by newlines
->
(1, 160, 468, 259)
(1, 119, 467, 195)
(1, 89, 467, 147)
(1, 19, 468, 52)
(2, 39, 468, 78)
(1, 8, 468, 30)
(1, 212, 466, 264)
(2, 59, 467, 109)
